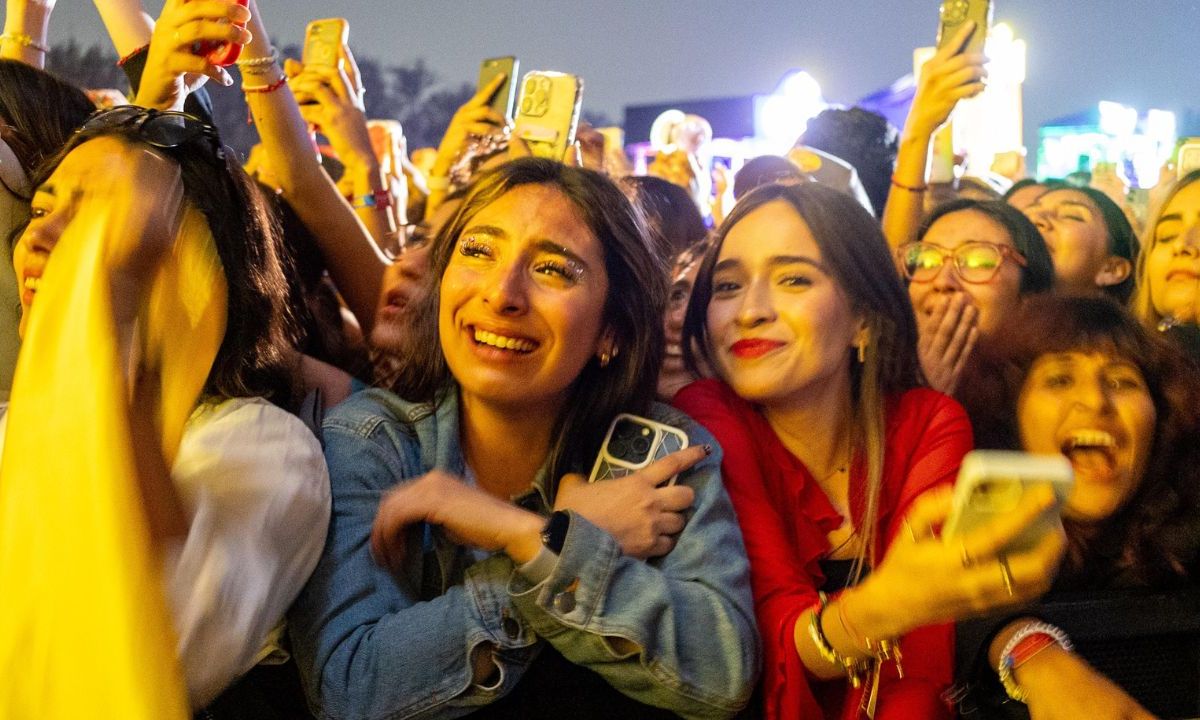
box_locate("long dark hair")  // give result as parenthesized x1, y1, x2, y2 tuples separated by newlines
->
(919, 198, 1056, 295)
(1045, 186, 1140, 303)
(35, 118, 298, 407)
(0, 60, 94, 182)
(961, 295, 1200, 587)
(396, 158, 666, 483)
(682, 182, 924, 571)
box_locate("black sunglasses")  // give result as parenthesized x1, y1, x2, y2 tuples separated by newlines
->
(77, 106, 226, 161)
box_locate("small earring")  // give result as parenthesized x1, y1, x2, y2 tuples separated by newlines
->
(857, 341, 867, 364)
(599, 351, 612, 368)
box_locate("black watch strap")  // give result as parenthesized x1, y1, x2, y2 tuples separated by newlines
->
(540, 510, 571, 554)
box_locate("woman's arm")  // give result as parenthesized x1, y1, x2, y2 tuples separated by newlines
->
(510, 414, 759, 718)
(287, 56, 398, 249)
(288, 398, 540, 720)
(985, 618, 1157, 720)
(168, 399, 329, 708)
(92, 0, 153, 57)
(239, 0, 387, 334)
(881, 21, 987, 252)
(1, 0, 54, 68)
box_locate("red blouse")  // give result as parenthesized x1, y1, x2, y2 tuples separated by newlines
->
(674, 379, 972, 720)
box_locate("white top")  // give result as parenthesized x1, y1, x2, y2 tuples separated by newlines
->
(0, 396, 331, 709)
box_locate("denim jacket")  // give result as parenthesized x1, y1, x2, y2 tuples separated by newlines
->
(288, 388, 759, 720)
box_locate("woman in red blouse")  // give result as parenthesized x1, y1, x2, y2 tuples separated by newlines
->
(673, 183, 1066, 719)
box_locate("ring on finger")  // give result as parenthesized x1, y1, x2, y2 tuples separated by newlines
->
(998, 555, 1014, 597)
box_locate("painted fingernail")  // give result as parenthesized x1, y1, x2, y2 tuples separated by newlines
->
(703, 444, 713, 456)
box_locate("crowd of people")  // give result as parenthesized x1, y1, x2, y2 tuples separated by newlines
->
(1, 1, 1198, 719)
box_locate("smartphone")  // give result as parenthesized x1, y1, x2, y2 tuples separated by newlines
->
(192, 0, 248, 67)
(478, 56, 519, 123)
(936, 0, 992, 55)
(1177, 138, 1200, 180)
(513, 71, 584, 161)
(588, 414, 689, 485)
(943, 451, 1073, 554)
(303, 18, 349, 69)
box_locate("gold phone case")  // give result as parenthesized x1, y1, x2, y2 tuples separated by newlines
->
(303, 18, 349, 68)
(936, 0, 992, 54)
(513, 71, 583, 161)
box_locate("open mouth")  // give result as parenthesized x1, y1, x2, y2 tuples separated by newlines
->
(471, 326, 538, 354)
(1060, 429, 1117, 477)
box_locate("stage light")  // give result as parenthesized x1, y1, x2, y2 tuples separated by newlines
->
(755, 70, 827, 153)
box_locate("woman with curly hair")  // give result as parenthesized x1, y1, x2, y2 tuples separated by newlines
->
(957, 294, 1200, 719)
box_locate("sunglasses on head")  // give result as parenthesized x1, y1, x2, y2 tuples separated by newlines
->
(77, 106, 226, 161)
(899, 241, 1027, 285)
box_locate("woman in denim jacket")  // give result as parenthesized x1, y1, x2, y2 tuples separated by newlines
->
(288, 158, 759, 720)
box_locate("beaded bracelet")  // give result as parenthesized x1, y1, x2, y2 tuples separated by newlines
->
(237, 46, 278, 70)
(1, 32, 49, 54)
(998, 621, 1074, 703)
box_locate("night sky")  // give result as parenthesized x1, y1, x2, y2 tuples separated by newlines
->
(49, 1, 1200, 152)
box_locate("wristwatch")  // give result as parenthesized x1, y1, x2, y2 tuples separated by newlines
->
(540, 511, 571, 554)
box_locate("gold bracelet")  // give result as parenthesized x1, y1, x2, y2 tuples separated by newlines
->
(1, 32, 49, 54)
(807, 593, 868, 687)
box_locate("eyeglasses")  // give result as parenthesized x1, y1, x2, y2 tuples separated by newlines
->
(77, 106, 226, 161)
(898, 241, 1027, 284)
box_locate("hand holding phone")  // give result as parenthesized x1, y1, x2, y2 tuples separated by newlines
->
(191, 0, 250, 66)
(943, 451, 1074, 554)
(588, 414, 690, 485)
(478, 56, 519, 123)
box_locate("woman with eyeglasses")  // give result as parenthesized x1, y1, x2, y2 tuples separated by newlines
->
(1132, 170, 1200, 362)
(4, 105, 329, 710)
(673, 183, 1065, 720)
(901, 199, 1055, 394)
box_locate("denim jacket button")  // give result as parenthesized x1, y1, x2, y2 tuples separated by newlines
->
(553, 590, 576, 614)
(502, 615, 521, 639)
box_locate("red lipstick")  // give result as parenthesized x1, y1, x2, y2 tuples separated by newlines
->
(730, 338, 785, 359)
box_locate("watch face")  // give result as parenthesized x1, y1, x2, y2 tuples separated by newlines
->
(541, 511, 570, 553)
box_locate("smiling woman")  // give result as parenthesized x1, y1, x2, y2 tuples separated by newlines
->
(955, 294, 1200, 718)
(674, 182, 1065, 720)
(288, 157, 759, 720)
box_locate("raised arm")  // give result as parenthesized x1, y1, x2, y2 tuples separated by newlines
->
(1, 0, 54, 68)
(92, 0, 153, 57)
(287, 52, 400, 249)
(239, 0, 387, 334)
(881, 21, 987, 252)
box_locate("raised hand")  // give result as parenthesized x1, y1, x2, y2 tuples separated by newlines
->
(139, 0, 252, 110)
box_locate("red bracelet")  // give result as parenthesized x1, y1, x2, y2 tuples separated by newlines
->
(243, 75, 288, 94)
(890, 175, 928, 193)
(1009, 632, 1056, 669)
(117, 44, 150, 67)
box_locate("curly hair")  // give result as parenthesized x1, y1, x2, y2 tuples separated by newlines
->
(798, 107, 899, 218)
(960, 295, 1200, 588)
